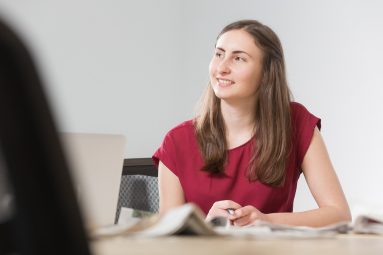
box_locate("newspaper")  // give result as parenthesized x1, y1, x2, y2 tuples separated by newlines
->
(353, 214, 383, 234)
(92, 203, 351, 239)
(215, 219, 350, 238)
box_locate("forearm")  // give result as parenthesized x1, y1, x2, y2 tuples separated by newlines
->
(266, 206, 351, 227)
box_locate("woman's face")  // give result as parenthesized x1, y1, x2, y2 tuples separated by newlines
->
(209, 29, 263, 103)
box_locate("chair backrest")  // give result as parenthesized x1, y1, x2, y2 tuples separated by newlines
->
(114, 158, 158, 223)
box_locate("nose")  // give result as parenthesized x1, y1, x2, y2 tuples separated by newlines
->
(217, 58, 231, 74)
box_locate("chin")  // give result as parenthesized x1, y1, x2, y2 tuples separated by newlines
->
(213, 88, 232, 99)
(213, 90, 227, 99)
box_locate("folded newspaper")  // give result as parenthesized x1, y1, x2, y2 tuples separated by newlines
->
(353, 214, 383, 234)
(92, 203, 350, 239)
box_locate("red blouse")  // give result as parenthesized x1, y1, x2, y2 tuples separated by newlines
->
(153, 102, 321, 215)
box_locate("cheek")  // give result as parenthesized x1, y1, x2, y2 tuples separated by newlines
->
(242, 68, 261, 86)
(208, 60, 215, 73)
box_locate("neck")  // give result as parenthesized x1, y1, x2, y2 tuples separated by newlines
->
(220, 98, 256, 148)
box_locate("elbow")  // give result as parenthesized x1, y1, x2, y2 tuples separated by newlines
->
(343, 210, 352, 222)
(336, 206, 352, 223)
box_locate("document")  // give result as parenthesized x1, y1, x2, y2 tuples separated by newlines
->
(92, 203, 350, 239)
(353, 214, 383, 234)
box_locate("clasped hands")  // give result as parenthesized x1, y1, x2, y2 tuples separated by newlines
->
(206, 200, 268, 227)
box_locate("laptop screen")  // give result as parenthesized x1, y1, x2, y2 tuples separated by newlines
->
(61, 133, 126, 231)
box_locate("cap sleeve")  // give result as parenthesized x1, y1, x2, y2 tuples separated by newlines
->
(152, 130, 179, 176)
(291, 102, 321, 168)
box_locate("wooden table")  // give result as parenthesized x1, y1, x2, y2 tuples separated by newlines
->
(92, 234, 383, 255)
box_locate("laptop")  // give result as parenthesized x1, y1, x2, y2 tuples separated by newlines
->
(60, 133, 126, 231)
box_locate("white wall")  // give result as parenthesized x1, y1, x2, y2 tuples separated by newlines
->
(1, 0, 382, 214)
(0, 0, 186, 158)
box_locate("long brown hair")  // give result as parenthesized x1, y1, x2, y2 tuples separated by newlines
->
(195, 20, 292, 186)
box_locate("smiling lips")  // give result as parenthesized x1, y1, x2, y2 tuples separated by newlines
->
(217, 78, 235, 87)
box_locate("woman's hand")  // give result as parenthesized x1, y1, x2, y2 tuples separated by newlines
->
(229, 205, 268, 226)
(205, 200, 242, 222)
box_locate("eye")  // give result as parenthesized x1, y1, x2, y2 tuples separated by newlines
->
(234, 56, 246, 62)
(215, 52, 223, 58)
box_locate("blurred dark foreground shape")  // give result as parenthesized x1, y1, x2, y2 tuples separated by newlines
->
(0, 17, 91, 255)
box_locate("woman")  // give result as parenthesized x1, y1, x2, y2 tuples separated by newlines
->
(153, 19, 351, 227)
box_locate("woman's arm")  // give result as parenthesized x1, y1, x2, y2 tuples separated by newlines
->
(231, 127, 352, 227)
(158, 161, 185, 214)
(266, 127, 351, 226)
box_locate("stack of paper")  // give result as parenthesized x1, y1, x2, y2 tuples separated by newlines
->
(353, 214, 383, 234)
(92, 203, 353, 239)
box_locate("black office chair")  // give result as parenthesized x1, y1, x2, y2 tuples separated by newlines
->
(114, 158, 159, 223)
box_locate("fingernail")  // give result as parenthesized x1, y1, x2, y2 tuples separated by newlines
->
(226, 208, 235, 215)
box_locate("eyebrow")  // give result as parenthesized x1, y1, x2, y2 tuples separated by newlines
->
(216, 47, 252, 58)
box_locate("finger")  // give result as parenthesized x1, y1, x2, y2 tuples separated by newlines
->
(211, 208, 233, 218)
(233, 216, 251, 227)
(207, 200, 244, 222)
(228, 206, 248, 220)
(206, 202, 237, 221)
(206, 208, 229, 221)
(221, 203, 242, 218)
(226, 208, 236, 217)
(229, 205, 261, 222)
(233, 205, 259, 218)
